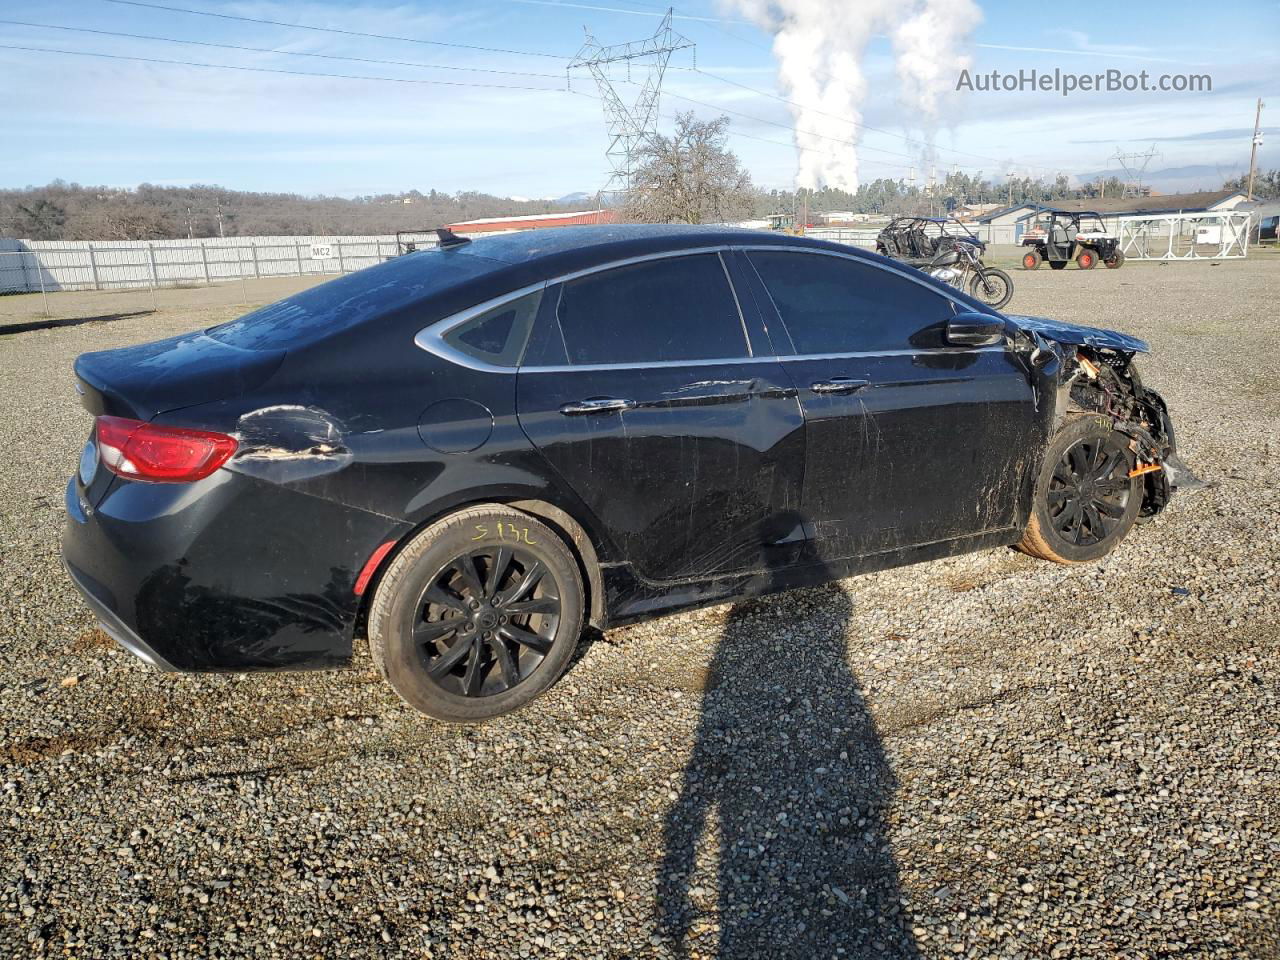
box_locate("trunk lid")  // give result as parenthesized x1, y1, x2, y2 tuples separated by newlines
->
(73, 331, 286, 421)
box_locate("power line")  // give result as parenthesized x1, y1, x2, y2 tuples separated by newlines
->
(0, 19, 566, 79)
(95, 0, 1065, 178)
(0, 43, 572, 92)
(101, 0, 572, 60)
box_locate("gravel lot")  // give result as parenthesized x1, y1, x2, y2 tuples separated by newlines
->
(2, 255, 1278, 958)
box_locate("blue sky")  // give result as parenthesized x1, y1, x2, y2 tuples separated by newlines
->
(1, 0, 1274, 197)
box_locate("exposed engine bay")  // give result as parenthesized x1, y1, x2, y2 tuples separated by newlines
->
(1005, 313, 1203, 520)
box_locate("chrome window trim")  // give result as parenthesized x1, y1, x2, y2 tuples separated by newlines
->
(413, 279, 548, 374)
(413, 242, 1003, 375)
(716, 250, 755, 358)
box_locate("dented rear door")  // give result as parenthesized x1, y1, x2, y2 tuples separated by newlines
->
(516, 251, 806, 582)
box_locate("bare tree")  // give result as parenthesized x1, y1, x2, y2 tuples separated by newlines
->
(623, 113, 756, 224)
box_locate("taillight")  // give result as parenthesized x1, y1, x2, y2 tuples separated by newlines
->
(95, 416, 237, 483)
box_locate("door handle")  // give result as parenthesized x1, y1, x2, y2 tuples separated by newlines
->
(809, 378, 869, 395)
(559, 397, 636, 415)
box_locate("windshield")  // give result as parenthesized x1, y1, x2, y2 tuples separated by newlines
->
(207, 249, 503, 350)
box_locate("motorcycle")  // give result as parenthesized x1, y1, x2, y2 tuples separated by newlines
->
(875, 216, 1014, 310)
(926, 236, 1013, 310)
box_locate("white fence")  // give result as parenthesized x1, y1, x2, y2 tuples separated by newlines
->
(0, 235, 439, 294)
(1117, 211, 1252, 261)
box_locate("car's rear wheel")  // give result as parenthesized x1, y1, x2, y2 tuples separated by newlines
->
(1105, 250, 1125, 269)
(1022, 249, 1042, 270)
(1018, 416, 1142, 564)
(1077, 250, 1097, 270)
(368, 505, 585, 722)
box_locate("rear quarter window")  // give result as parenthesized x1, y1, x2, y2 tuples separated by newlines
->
(208, 250, 501, 350)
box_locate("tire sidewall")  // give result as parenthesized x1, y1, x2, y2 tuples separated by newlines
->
(1028, 416, 1142, 563)
(373, 508, 584, 722)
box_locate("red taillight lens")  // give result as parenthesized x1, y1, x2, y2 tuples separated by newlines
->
(95, 416, 238, 483)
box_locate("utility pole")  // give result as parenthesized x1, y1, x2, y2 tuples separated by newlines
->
(185, 206, 194, 240)
(1247, 98, 1265, 200)
(216, 202, 225, 239)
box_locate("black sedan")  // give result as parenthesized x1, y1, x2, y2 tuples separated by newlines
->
(63, 225, 1193, 721)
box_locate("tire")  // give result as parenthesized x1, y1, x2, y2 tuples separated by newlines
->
(1018, 416, 1143, 564)
(368, 505, 585, 722)
(1105, 250, 1125, 269)
(969, 268, 1013, 309)
(1049, 261, 1067, 270)
(1077, 250, 1097, 270)
(1022, 249, 1042, 270)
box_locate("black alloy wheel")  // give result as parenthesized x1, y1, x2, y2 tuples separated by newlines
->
(414, 547, 560, 698)
(1046, 434, 1132, 547)
(368, 505, 585, 722)
(1018, 416, 1143, 564)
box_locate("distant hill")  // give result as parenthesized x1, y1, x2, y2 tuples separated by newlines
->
(554, 191, 596, 206)
(1074, 164, 1247, 195)
(0, 181, 585, 242)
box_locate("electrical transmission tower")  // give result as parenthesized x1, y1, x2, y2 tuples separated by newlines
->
(568, 9, 693, 197)
(1111, 145, 1159, 197)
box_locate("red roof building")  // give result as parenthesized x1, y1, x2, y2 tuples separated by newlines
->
(445, 209, 616, 235)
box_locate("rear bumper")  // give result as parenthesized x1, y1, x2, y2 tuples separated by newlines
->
(61, 470, 410, 672)
(63, 557, 177, 671)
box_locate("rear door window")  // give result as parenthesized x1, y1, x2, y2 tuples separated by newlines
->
(554, 253, 748, 365)
(746, 250, 954, 354)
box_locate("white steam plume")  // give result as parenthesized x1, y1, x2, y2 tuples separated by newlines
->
(724, 0, 982, 191)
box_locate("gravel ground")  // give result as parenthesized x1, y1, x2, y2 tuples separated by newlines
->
(2, 255, 1278, 958)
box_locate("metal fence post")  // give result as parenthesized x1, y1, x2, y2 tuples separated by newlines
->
(251, 243, 260, 279)
(35, 252, 50, 318)
(238, 248, 249, 305)
(295, 241, 304, 277)
(147, 242, 159, 310)
(200, 243, 210, 285)
(335, 240, 345, 274)
(88, 243, 99, 290)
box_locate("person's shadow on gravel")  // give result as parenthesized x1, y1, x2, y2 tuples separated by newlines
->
(659, 577, 922, 959)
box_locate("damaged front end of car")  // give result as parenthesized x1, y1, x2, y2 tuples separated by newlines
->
(1006, 313, 1202, 521)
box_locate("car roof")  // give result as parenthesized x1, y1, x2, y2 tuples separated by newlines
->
(431, 223, 883, 275)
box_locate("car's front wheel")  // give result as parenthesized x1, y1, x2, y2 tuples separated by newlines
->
(368, 505, 585, 722)
(1018, 416, 1143, 564)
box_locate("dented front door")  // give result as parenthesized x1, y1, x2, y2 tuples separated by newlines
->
(742, 247, 1038, 560)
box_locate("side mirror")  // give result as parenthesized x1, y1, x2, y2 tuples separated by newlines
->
(946, 312, 1006, 347)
